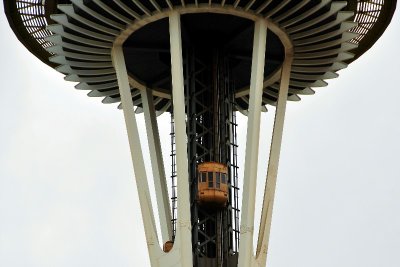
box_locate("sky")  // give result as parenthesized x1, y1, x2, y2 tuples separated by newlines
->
(1, 5, 399, 267)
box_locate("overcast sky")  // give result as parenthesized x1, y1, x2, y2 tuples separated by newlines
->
(1, 5, 399, 267)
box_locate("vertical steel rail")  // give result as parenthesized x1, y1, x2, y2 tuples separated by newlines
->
(238, 18, 267, 267)
(112, 45, 160, 265)
(141, 88, 173, 244)
(256, 53, 293, 267)
(169, 11, 193, 267)
(170, 114, 178, 240)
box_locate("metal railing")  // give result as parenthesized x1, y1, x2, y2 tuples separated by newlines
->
(350, 0, 384, 44)
(16, 0, 54, 49)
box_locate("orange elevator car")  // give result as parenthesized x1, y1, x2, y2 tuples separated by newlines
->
(197, 162, 228, 207)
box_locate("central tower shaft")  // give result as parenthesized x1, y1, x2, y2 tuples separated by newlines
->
(184, 47, 239, 267)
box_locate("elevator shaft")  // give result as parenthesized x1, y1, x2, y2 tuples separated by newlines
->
(184, 47, 238, 267)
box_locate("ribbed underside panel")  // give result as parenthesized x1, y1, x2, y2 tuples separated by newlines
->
(39, 0, 362, 113)
(5, 0, 396, 113)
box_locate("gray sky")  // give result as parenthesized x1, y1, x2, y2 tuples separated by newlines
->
(1, 6, 399, 267)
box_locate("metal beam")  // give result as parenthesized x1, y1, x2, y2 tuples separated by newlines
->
(168, 11, 193, 267)
(112, 45, 160, 265)
(238, 18, 267, 267)
(142, 88, 173, 243)
(256, 53, 293, 267)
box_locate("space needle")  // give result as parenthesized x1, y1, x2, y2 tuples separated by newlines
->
(4, 1, 397, 267)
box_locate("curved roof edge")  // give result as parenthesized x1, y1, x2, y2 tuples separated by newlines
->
(3, 0, 398, 67)
(345, 0, 398, 63)
(3, 0, 57, 68)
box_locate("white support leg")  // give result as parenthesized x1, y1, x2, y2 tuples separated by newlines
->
(111, 45, 161, 265)
(238, 18, 267, 267)
(142, 88, 173, 243)
(256, 53, 293, 267)
(168, 11, 193, 267)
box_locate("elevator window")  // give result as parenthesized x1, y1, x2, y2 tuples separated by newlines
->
(208, 172, 213, 188)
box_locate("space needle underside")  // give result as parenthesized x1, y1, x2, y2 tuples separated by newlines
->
(4, 1, 397, 267)
(4, 0, 396, 111)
